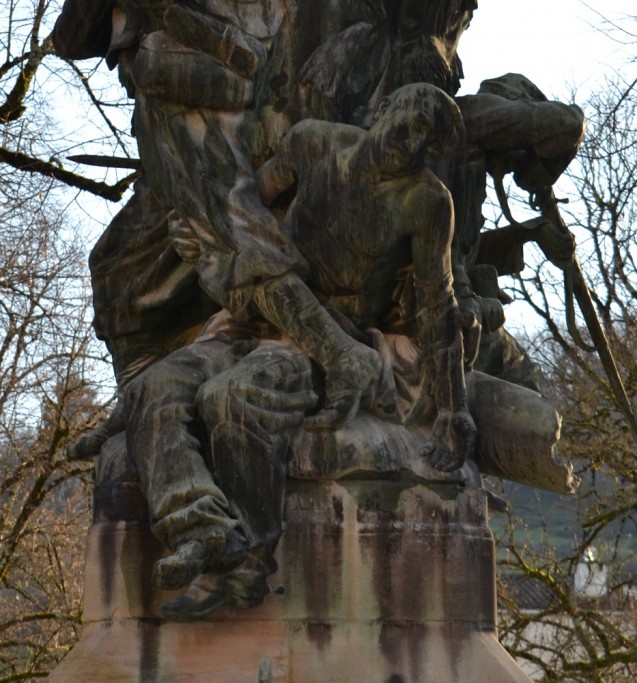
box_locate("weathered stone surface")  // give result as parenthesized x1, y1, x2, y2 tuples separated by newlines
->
(53, 1, 583, 577)
(50, 0, 588, 677)
(50, 481, 531, 682)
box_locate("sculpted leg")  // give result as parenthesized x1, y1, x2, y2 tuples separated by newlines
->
(124, 340, 248, 590)
(158, 342, 316, 620)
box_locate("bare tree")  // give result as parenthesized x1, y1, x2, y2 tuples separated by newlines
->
(3, 2, 637, 680)
(0, 3, 123, 678)
(1, 0, 138, 201)
(0, 173, 114, 678)
(489, 68, 637, 682)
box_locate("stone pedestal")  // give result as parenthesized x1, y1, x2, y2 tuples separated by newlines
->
(49, 480, 531, 682)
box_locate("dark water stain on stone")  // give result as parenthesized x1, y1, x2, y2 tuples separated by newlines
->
(137, 577, 160, 679)
(98, 524, 116, 610)
(364, 484, 441, 681)
(295, 489, 343, 622)
(331, 495, 344, 525)
(305, 621, 333, 651)
(378, 622, 403, 671)
(380, 623, 428, 683)
(355, 484, 406, 624)
(121, 523, 161, 682)
(385, 675, 405, 683)
(138, 618, 161, 683)
(331, 494, 344, 553)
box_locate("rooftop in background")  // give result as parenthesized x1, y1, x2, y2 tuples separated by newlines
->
(500, 572, 637, 612)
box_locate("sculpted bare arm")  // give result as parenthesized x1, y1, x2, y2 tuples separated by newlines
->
(407, 178, 477, 471)
(257, 120, 362, 205)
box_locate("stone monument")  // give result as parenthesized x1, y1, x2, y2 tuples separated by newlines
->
(49, 1, 584, 681)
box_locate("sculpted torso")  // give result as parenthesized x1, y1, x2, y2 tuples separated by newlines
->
(260, 120, 451, 329)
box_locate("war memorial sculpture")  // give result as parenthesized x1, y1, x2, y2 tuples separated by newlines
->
(49, 1, 595, 681)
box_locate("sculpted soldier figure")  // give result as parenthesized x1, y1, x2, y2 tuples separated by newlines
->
(256, 84, 475, 468)
(52, 0, 482, 410)
(52, 0, 583, 624)
(451, 74, 585, 384)
(54, 0, 383, 410)
(145, 78, 584, 619)
(123, 83, 474, 621)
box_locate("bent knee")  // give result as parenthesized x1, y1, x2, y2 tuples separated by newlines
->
(195, 345, 313, 425)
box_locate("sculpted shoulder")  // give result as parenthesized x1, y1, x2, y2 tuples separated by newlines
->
(53, 0, 114, 60)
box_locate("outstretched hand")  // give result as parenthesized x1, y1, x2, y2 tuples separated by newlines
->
(458, 294, 505, 368)
(422, 408, 477, 472)
(305, 342, 383, 431)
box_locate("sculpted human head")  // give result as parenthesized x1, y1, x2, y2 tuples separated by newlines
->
(370, 83, 466, 175)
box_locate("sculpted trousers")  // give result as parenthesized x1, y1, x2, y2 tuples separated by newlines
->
(124, 337, 315, 554)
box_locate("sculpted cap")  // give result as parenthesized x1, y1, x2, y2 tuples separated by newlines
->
(479, 73, 548, 102)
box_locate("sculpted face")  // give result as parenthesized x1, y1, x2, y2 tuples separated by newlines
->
(372, 111, 437, 175)
(370, 84, 465, 175)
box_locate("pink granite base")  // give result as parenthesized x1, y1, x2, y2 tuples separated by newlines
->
(49, 480, 532, 682)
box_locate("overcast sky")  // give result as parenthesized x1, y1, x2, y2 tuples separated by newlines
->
(457, 0, 635, 99)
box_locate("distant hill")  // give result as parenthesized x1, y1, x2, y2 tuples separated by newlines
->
(487, 469, 637, 574)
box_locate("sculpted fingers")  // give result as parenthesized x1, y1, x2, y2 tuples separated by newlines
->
(423, 409, 477, 472)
